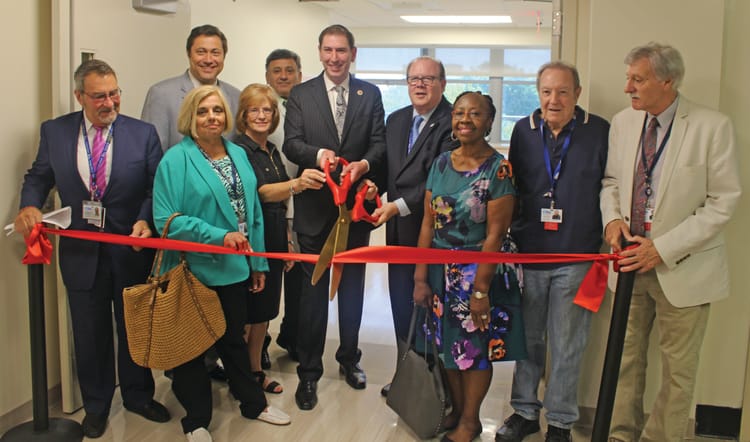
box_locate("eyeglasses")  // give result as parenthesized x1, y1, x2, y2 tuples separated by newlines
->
(247, 108, 274, 117)
(82, 88, 122, 103)
(406, 76, 438, 86)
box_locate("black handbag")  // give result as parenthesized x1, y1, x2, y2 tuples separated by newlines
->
(386, 306, 451, 439)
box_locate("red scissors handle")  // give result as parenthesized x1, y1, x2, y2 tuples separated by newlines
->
(324, 157, 351, 206)
(352, 185, 383, 223)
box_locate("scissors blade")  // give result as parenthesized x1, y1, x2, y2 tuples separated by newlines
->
(329, 263, 344, 300)
(311, 207, 351, 286)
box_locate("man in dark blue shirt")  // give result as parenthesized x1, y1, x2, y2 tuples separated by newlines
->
(496, 61, 609, 442)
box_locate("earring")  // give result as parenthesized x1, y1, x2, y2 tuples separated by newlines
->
(450, 132, 457, 141)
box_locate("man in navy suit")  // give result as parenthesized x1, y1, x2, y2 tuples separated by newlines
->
(14, 59, 169, 439)
(283, 24, 386, 410)
(141, 24, 241, 151)
(372, 56, 456, 397)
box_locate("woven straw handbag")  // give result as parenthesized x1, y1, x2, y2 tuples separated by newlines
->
(123, 213, 226, 370)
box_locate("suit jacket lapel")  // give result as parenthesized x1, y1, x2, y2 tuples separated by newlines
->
(312, 74, 339, 145)
(654, 98, 688, 211)
(342, 78, 365, 142)
(620, 111, 643, 215)
(67, 112, 96, 198)
(186, 139, 237, 227)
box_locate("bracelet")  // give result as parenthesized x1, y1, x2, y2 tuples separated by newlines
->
(289, 181, 299, 196)
(288, 240, 295, 245)
(472, 290, 488, 300)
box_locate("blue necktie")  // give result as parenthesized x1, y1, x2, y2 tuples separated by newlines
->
(407, 115, 424, 154)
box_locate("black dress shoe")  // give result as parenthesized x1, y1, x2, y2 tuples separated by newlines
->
(339, 363, 366, 390)
(124, 399, 171, 423)
(208, 365, 228, 382)
(495, 413, 540, 441)
(380, 382, 391, 397)
(82, 413, 107, 438)
(261, 334, 272, 370)
(295, 380, 318, 410)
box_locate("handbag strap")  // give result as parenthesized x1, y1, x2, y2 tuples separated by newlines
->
(149, 212, 182, 279)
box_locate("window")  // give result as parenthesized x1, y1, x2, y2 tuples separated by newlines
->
(355, 46, 550, 146)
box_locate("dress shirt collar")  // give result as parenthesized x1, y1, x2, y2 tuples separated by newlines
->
(648, 95, 679, 128)
(323, 73, 351, 93)
(187, 69, 219, 88)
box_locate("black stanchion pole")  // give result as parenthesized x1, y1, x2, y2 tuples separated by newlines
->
(1, 264, 82, 441)
(590, 269, 637, 442)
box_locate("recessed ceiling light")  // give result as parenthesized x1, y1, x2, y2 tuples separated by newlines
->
(400, 15, 513, 24)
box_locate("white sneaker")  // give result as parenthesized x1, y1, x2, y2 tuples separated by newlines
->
(186, 427, 212, 442)
(257, 405, 291, 425)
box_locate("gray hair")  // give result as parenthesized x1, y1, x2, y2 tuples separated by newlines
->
(536, 61, 581, 91)
(406, 56, 446, 81)
(73, 59, 116, 92)
(625, 42, 684, 90)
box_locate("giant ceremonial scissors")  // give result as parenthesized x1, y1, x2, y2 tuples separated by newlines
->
(311, 158, 381, 299)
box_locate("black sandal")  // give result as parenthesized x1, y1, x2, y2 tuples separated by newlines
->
(253, 371, 283, 394)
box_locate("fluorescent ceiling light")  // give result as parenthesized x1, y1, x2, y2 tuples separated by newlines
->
(400, 15, 512, 24)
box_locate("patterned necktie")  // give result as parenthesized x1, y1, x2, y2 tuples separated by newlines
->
(407, 115, 424, 154)
(91, 126, 107, 197)
(630, 117, 659, 236)
(334, 85, 346, 140)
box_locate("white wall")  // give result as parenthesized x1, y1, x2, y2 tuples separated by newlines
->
(0, 0, 54, 418)
(189, 0, 330, 91)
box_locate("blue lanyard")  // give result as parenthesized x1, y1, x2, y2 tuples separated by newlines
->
(540, 117, 576, 202)
(639, 115, 674, 197)
(81, 120, 113, 200)
(199, 147, 240, 200)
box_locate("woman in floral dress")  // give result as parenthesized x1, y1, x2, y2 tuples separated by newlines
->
(413, 91, 523, 442)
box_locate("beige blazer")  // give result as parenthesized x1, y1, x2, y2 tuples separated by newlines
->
(600, 96, 741, 307)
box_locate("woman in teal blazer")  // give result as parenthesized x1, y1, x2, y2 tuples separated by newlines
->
(152, 85, 290, 440)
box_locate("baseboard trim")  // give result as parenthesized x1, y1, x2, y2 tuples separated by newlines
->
(0, 384, 63, 435)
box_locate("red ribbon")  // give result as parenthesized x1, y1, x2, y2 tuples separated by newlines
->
(26, 225, 617, 312)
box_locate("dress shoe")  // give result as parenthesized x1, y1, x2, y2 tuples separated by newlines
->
(495, 413, 540, 441)
(380, 382, 391, 397)
(257, 405, 291, 425)
(185, 427, 212, 442)
(82, 413, 107, 438)
(124, 399, 171, 423)
(208, 365, 227, 382)
(295, 380, 318, 410)
(261, 334, 272, 370)
(545, 425, 571, 442)
(339, 363, 366, 389)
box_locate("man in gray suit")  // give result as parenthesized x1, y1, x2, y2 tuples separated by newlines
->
(283, 24, 386, 411)
(372, 56, 455, 397)
(141, 24, 240, 151)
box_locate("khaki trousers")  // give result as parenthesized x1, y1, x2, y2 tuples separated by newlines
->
(609, 270, 710, 442)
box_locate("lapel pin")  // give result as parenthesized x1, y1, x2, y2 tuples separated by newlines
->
(357, 89, 363, 96)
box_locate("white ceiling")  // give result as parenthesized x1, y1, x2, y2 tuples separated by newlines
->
(302, 0, 553, 29)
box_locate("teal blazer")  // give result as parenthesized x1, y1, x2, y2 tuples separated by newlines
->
(153, 136, 269, 286)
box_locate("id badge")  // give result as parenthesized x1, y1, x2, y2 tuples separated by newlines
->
(82, 200, 104, 228)
(238, 222, 248, 236)
(644, 207, 654, 232)
(541, 208, 562, 231)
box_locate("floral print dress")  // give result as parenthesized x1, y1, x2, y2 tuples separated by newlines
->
(424, 150, 525, 371)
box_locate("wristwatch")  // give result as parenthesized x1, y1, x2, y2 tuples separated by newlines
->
(472, 290, 488, 300)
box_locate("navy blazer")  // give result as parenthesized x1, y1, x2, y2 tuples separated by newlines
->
(383, 97, 456, 246)
(20, 111, 162, 291)
(283, 73, 386, 237)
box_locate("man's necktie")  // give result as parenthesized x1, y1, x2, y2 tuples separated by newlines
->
(91, 126, 107, 197)
(630, 117, 659, 236)
(334, 85, 346, 140)
(407, 115, 424, 154)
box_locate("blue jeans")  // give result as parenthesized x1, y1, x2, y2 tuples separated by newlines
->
(509, 262, 593, 429)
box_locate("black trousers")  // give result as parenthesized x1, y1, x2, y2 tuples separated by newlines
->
(278, 259, 303, 346)
(295, 222, 371, 381)
(171, 281, 266, 433)
(66, 246, 155, 417)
